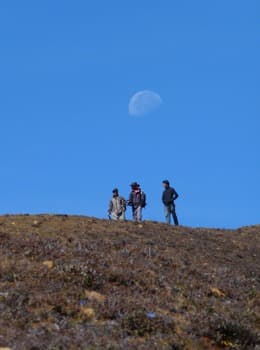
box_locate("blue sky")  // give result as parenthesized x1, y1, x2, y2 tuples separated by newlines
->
(0, 1, 259, 228)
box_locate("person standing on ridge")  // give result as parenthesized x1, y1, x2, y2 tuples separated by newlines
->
(108, 188, 126, 221)
(128, 182, 146, 222)
(162, 180, 179, 225)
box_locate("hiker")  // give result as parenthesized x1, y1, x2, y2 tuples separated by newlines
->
(162, 180, 179, 225)
(128, 182, 146, 222)
(108, 188, 126, 221)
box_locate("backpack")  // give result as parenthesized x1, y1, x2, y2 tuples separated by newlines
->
(120, 197, 127, 211)
(112, 196, 126, 215)
(140, 191, 146, 208)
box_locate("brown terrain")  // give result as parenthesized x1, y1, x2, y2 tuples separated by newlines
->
(0, 215, 259, 350)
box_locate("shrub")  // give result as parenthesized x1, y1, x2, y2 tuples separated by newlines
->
(122, 310, 174, 337)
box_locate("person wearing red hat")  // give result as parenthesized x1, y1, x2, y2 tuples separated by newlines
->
(162, 180, 179, 225)
(128, 182, 146, 222)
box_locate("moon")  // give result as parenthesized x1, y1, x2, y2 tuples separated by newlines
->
(128, 90, 162, 116)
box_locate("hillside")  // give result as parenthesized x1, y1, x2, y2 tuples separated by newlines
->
(0, 215, 259, 350)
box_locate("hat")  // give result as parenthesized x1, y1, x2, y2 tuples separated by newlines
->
(112, 188, 119, 194)
(162, 180, 170, 185)
(130, 182, 139, 188)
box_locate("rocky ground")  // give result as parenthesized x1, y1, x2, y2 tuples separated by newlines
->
(0, 215, 259, 350)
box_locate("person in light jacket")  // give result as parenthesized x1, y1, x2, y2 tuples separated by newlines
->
(108, 188, 126, 221)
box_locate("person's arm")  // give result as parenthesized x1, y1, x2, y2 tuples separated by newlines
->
(128, 192, 133, 206)
(162, 191, 165, 203)
(121, 197, 127, 211)
(108, 200, 113, 214)
(173, 188, 179, 201)
(162, 190, 168, 205)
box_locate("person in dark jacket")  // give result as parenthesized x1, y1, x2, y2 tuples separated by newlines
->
(128, 182, 146, 222)
(162, 180, 179, 225)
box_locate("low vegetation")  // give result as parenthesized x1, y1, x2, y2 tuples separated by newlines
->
(0, 215, 259, 349)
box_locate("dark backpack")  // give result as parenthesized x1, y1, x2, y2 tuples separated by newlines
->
(140, 191, 146, 208)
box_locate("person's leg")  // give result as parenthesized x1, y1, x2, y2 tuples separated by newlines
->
(118, 212, 126, 221)
(132, 208, 137, 221)
(136, 206, 142, 222)
(171, 205, 179, 226)
(164, 205, 171, 224)
(111, 213, 118, 221)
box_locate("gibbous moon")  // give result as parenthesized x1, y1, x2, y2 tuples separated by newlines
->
(128, 90, 162, 116)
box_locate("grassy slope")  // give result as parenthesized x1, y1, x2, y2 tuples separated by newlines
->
(0, 215, 259, 350)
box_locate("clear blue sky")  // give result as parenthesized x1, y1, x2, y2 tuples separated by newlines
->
(0, 1, 259, 228)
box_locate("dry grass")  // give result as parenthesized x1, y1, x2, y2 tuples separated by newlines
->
(0, 215, 259, 349)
